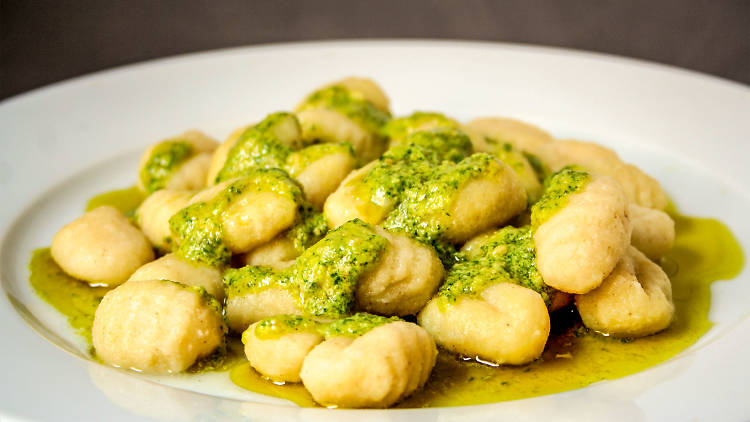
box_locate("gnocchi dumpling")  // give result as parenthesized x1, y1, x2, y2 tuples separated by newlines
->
(135, 189, 193, 251)
(628, 203, 675, 260)
(300, 319, 437, 408)
(383, 111, 462, 147)
(465, 116, 555, 155)
(323, 161, 391, 228)
(243, 317, 324, 383)
(295, 79, 391, 162)
(127, 253, 224, 301)
(575, 246, 675, 337)
(208, 113, 353, 209)
(356, 227, 444, 316)
(324, 129, 474, 229)
(384, 153, 527, 245)
(536, 139, 668, 210)
(285, 143, 356, 209)
(169, 169, 303, 266)
(224, 266, 302, 332)
(92, 279, 225, 373)
(137, 130, 218, 194)
(419, 282, 550, 365)
(533, 170, 631, 294)
(226, 219, 441, 331)
(205, 124, 251, 186)
(239, 234, 299, 270)
(332, 76, 391, 112)
(213, 112, 303, 184)
(51, 206, 154, 286)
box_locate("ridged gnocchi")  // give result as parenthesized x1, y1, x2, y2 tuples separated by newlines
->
(575, 247, 675, 337)
(300, 319, 437, 408)
(533, 171, 631, 294)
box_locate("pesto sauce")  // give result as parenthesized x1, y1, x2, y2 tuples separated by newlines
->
(292, 219, 387, 318)
(250, 313, 400, 341)
(345, 129, 472, 217)
(85, 185, 145, 216)
(297, 85, 391, 134)
(437, 226, 551, 307)
(382, 111, 461, 145)
(215, 112, 296, 183)
(285, 204, 329, 252)
(224, 220, 384, 318)
(383, 153, 500, 265)
(170, 169, 303, 267)
(223, 265, 294, 300)
(285, 143, 354, 177)
(28, 248, 111, 349)
(384, 128, 473, 164)
(139, 141, 195, 193)
(530, 167, 591, 229)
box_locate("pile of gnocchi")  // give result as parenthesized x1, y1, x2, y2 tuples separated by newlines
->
(49, 77, 676, 408)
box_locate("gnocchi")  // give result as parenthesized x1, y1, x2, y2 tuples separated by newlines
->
(41, 76, 691, 409)
(51, 206, 154, 286)
(92, 279, 225, 373)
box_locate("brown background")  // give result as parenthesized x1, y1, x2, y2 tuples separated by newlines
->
(2, 0, 749, 100)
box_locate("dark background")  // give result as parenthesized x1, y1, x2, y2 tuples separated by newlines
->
(2, 0, 749, 100)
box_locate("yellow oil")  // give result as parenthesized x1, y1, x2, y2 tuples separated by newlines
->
(28, 248, 110, 346)
(28, 186, 745, 407)
(229, 363, 317, 407)
(227, 209, 745, 408)
(85, 185, 145, 214)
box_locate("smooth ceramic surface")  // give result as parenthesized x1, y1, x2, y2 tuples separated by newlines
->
(0, 40, 748, 422)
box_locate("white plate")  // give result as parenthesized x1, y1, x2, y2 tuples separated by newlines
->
(1, 40, 748, 422)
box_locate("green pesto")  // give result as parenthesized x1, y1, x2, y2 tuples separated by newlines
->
(382, 111, 461, 145)
(353, 129, 472, 210)
(475, 226, 549, 301)
(383, 153, 500, 265)
(320, 313, 401, 339)
(169, 169, 303, 267)
(223, 265, 294, 299)
(531, 167, 591, 229)
(297, 85, 391, 133)
(215, 112, 298, 183)
(85, 185, 145, 217)
(250, 312, 401, 341)
(386, 129, 473, 164)
(223, 220, 383, 318)
(285, 204, 329, 252)
(291, 219, 388, 318)
(437, 258, 513, 305)
(139, 141, 195, 193)
(284, 142, 355, 177)
(437, 226, 550, 306)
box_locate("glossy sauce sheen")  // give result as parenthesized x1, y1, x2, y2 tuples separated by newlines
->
(29, 188, 744, 407)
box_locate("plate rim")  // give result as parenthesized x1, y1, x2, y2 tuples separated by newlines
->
(1, 39, 749, 422)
